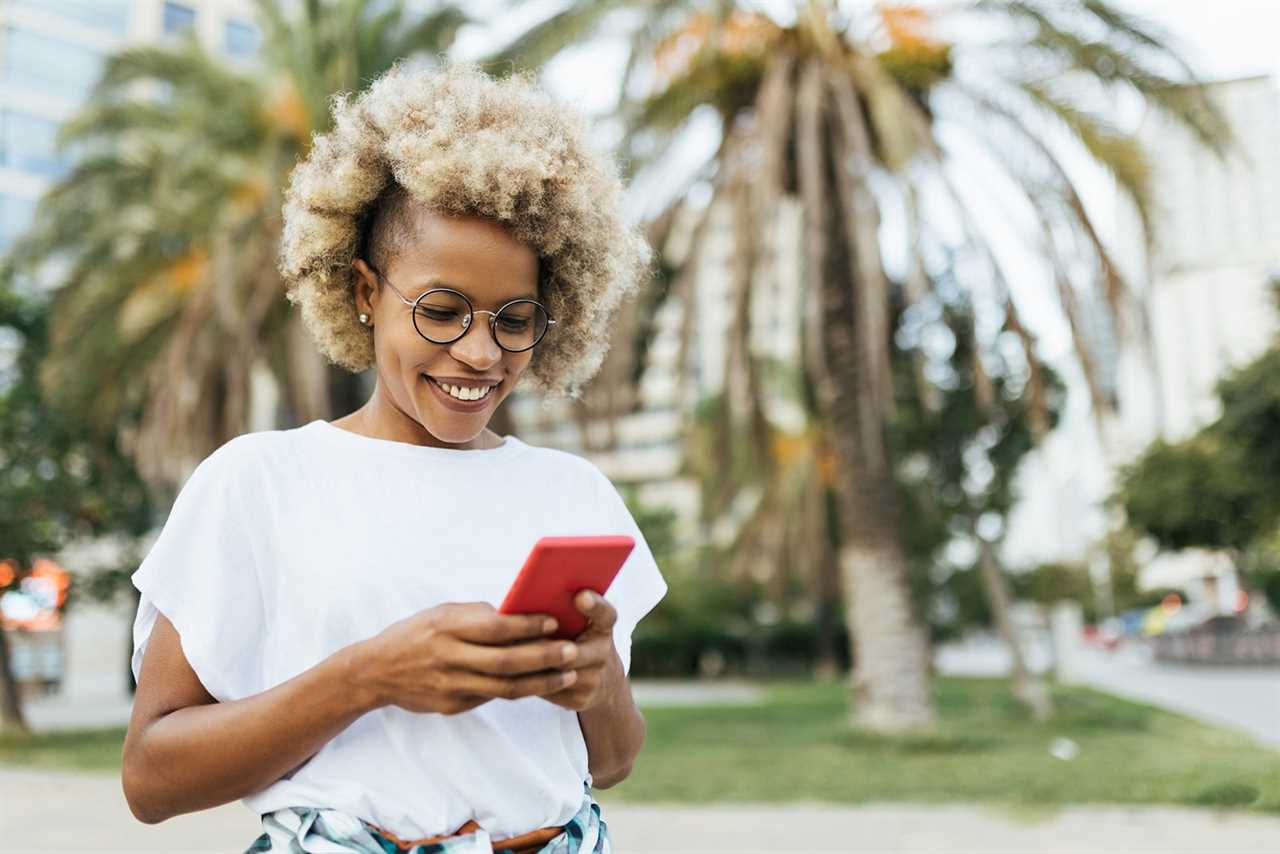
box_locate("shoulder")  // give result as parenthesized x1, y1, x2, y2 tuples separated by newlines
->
(182, 425, 299, 491)
(516, 439, 611, 486)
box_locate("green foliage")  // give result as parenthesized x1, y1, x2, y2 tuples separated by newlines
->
(1215, 346, 1280, 509)
(1191, 781, 1261, 808)
(1117, 284, 1280, 604)
(876, 43, 953, 94)
(1008, 562, 1094, 620)
(1240, 530, 1280, 613)
(0, 279, 152, 597)
(8, 0, 466, 456)
(1118, 435, 1263, 551)
(889, 268, 1066, 639)
(1119, 339, 1280, 555)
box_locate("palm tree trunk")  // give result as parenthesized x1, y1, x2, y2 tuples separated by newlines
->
(813, 485, 842, 681)
(0, 627, 29, 736)
(973, 524, 1054, 721)
(796, 60, 934, 733)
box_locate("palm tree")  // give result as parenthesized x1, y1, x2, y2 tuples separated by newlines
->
(3, 0, 467, 492)
(488, 0, 1226, 732)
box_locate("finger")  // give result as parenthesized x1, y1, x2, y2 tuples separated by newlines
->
(444, 603, 557, 644)
(559, 638, 612, 670)
(574, 590, 617, 633)
(539, 686, 584, 708)
(443, 636, 578, 676)
(446, 667, 578, 701)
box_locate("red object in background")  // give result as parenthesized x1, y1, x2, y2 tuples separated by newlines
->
(0, 557, 70, 631)
(1082, 623, 1120, 651)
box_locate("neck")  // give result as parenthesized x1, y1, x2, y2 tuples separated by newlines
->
(349, 389, 499, 450)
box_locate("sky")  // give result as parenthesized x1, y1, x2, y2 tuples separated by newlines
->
(1117, 0, 1280, 82)
(457, 0, 1280, 222)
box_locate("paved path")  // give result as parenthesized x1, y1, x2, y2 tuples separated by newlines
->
(3, 766, 1278, 853)
(1071, 648, 1280, 748)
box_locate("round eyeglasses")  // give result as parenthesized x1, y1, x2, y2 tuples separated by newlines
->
(369, 267, 555, 353)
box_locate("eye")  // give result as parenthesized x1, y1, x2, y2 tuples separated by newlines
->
(418, 305, 461, 322)
(499, 315, 533, 331)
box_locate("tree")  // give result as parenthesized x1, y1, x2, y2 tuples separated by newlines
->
(0, 283, 153, 734)
(4, 0, 468, 492)
(1118, 280, 1280, 610)
(489, 0, 1224, 732)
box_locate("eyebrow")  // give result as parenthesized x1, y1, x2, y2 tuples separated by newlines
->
(411, 277, 539, 304)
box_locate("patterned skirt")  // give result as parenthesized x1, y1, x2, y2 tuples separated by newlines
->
(244, 781, 610, 854)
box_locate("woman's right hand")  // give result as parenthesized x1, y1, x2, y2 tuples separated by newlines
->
(353, 602, 581, 716)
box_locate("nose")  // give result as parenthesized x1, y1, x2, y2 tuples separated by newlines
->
(448, 311, 502, 367)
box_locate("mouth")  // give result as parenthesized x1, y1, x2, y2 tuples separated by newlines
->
(421, 374, 498, 411)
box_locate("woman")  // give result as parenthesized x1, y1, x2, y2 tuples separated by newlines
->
(121, 63, 667, 854)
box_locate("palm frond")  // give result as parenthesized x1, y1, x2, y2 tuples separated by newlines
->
(965, 86, 1139, 341)
(484, 1, 629, 76)
(1016, 80, 1154, 241)
(385, 5, 469, 65)
(978, 0, 1231, 154)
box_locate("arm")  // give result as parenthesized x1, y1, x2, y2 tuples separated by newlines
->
(122, 613, 380, 824)
(575, 648, 646, 788)
(543, 591, 647, 788)
(123, 605, 573, 824)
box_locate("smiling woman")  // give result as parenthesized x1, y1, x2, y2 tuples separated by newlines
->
(123, 61, 667, 854)
(344, 201, 544, 449)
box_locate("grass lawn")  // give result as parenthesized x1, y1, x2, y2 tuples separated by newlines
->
(606, 678, 1280, 813)
(0, 725, 126, 773)
(3, 678, 1277, 812)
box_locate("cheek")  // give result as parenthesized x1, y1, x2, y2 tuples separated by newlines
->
(507, 352, 534, 383)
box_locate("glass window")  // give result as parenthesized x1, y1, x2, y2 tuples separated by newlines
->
(162, 2, 196, 35)
(224, 19, 260, 57)
(0, 111, 69, 178)
(0, 194, 37, 252)
(0, 27, 103, 100)
(10, 1, 130, 35)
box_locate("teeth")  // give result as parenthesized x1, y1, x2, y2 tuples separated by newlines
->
(431, 378, 492, 401)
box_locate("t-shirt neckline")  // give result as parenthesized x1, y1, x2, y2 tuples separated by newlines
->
(306, 419, 524, 459)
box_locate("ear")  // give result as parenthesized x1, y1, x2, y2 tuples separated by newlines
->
(351, 259, 379, 317)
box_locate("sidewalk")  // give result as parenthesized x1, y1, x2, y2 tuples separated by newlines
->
(3, 765, 1277, 853)
(1071, 647, 1280, 748)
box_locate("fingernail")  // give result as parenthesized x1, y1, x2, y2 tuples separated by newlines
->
(561, 671, 578, 685)
(561, 643, 577, 662)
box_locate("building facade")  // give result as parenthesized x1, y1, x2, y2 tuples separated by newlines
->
(1001, 76, 1280, 615)
(0, 0, 259, 254)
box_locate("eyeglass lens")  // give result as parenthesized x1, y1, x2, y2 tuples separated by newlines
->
(412, 290, 549, 351)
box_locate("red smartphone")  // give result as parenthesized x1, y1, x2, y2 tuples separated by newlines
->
(498, 535, 635, 640)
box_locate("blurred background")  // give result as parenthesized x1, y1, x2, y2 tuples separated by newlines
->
(0, 1, 1277, 851)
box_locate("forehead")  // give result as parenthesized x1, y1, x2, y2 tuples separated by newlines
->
(392, 210, 539, 302)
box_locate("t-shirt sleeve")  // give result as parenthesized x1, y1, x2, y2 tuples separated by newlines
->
(590, 471, 669, 677)
(130, 439, 268, 703)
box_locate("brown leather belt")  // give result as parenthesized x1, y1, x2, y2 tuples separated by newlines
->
(365, 817, 566, 853)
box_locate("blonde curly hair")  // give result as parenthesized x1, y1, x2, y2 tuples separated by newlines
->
(278, 62, 652, 399)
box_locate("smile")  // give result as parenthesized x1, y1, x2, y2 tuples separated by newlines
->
(422, 375, 496, 408)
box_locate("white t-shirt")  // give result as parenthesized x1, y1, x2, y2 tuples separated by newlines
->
(129, 418, 668, 840)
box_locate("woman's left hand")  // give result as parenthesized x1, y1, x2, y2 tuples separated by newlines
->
(540, 591, 623, 712)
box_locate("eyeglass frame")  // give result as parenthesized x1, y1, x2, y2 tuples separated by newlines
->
(366, 264, 556, 353)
